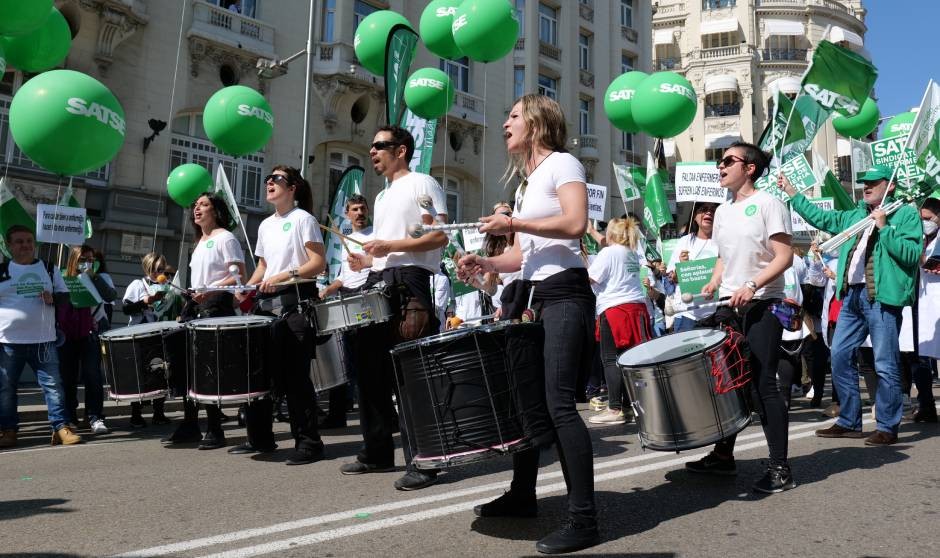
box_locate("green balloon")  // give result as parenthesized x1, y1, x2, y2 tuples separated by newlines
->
(404, 67, 455, 120)
(452, 0, 519, 63)
(0, 0, 53, 36)
(0, 7, 71, 73)
(202, 85, 274, 156)
(420, 0, 463, 60)
(881, 110, 917, 139)
(354, 10, 412, 76)
(9, 69, 125, 176)
(167, 164, 212, 207)
(832, 97, 879, 139)
(604, 71, 649, 133)
(632, 72, 698, 138)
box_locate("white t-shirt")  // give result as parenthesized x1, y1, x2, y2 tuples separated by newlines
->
(431, 272, 451, 331)
(189, 229, 244, 288)
(588, 244, 646, 315)
(846, 223, 874, 285)
(123, 278, 164, 325)
(781, 254, 809, 341)
(372, 172, 447, 273)
(336, 227, 374, 290)
(666, 233, 719, 320)
(514, 152, 587, 281)
(0, 261, 68, 343)
(713, 189, 792, 300)
(455, 291, 483, 321)
(255, 207, 324, 280)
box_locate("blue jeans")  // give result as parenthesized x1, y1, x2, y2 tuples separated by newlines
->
(672, 316, 698, 332)
(0, 342, 68, 432)
(829, 285, 903, 434)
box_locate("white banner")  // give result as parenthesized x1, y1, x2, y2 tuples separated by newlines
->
(461, 228, 485, 252)
(586, 183, 607, 221)
(35, 204, 87, 246)
(791, 197, 834, 232)
(674, 162, 729, 203)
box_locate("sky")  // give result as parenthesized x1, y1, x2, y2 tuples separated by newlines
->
(865, 0, 940, 120)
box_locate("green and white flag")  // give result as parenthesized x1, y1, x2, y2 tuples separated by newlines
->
(402, 108, 437, 175)
(756, 153, 819, 201)
(0, 176, 36, 257)
(324, 166, 364, 283)
(812, 151, 855, 211)
(56, 182, 93, 240)
(801, 39, 878, 118)
(868, 136, 924, 196)
(613, 163, 642, 202)
(758, 90, 805, 159)
(641, 148, 673, 235)
(214, 163, 254, 270)
(384, 25, 419, 126)
(906, 80, 940, 191)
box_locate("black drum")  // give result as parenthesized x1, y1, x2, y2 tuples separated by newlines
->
(99, 322, 186, 402)
(391, 321, 550, 470)
(186, 316, 275, 404)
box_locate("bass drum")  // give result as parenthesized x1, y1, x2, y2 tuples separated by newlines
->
(187, 315, 274, 404)
(99, 321, 186, 401)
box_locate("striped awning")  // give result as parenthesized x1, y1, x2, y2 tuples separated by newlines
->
(763, 19, 804, 36)
(654, 29, 675, 46)
(704, 74, 738, 95)
(700, 18, 739, 35)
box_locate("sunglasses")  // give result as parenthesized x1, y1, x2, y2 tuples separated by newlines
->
(716, 155, 746, 169)
(264, 174, 289, 184)
(371, 140, 399, 151)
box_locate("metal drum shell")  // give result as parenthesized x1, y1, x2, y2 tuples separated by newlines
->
(313, 289, 392, 335)
(309, 333, 348, 392)
(186, 316, 275, 404)
(618, 329, 751, 452)
(99, 322, 186, 401)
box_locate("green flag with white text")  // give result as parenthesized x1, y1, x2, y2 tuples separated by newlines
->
(641, 148, 673, 235)
(906, 81, 940, 192)
(324, 166, 364, 282)
(801, 40, 877, 118)
(759, 90, 805, 158)
(384, 25, 419, 126)
(0, 176, 36, 257)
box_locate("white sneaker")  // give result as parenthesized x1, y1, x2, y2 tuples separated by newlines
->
(804, 387, 815, 400)
(589, 396, 608, 412)
(90, 419, 109, 434)
(588, 409, 626, 425)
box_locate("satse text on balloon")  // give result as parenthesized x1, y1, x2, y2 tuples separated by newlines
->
(65, 98, 126, 135)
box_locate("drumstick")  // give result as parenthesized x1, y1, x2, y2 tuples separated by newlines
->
(327, 216, 354, 254)
(317, 223, 364, 246)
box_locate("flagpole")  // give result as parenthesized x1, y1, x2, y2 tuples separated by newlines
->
(299, 0, 315, 179)
(880, 79, 935, 207)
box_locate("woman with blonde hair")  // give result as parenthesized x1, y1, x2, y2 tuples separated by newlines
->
(458, 93, 599, 554)
(586, 217, 651, 425)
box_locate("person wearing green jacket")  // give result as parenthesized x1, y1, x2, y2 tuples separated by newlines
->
(779, 164, 922, 446)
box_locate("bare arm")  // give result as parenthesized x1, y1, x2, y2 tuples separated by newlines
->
(478, 182, 588, 239)
(364, 213, 448, 257)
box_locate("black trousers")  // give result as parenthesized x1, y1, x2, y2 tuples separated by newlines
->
(803, 333, 832, 403)
(245, 310, 322, 452)
(180, 293, 236, 436)
(715, 300, 789, 466)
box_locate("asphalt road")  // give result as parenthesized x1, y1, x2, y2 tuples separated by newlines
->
(2, 396, 938, 558)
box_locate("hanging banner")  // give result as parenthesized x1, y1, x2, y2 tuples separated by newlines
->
(385, 25, 419, 126)
(35, 204, 87, 246)
(324, 166, 364, 283)
(402, 108, 436, 175)
(586, 183, 607, 221)
(674, 162, 728, 203)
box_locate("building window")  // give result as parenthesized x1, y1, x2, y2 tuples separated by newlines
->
(537, 74, 558, 100)
(169, 113, 265, 208)
(538, 3, 558, 46)
(353, 1, 379, 32)
(433, 175, 461, 222)
(515, 0, 525, 37)
(705, 147, 725, 161)
(704, 91, 741, 117)
(703, 0, 736, 9)
(622, 131, 634, 153)
(654, 44, 680, 70)
(440, 56, 470, 94)
(328, 151, 363, 202)
(621, 53, 636, 73)
(514, 66, 526, 100)
(763, 35, 804, 61)
(620, 0, 633, 29)
(578, 33, 592, 71)
(579, 99, 593, 135)
(703, 31, 736, 49)
(321, 0, 335, 43)
(215, 0, 256, 18)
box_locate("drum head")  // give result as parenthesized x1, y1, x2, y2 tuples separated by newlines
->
(188, 315, 274, 328)
(617, 329, 727, 368)
(101, 321, 184, 340)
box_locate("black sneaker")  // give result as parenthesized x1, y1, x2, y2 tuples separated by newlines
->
(129, 416, 147, 429)
(339, 461, 396, 475)
(535, 518, 600, 554)
(161, 424, 202, 444)
(286, 447, 324, 465)
(151, 414, 171, 426)
(473, 490, 537, 518)
(753, 464, 796, 494)
(393, 470, 438, 491)
(198, 431, 226, 450)
(685, 452, 737, 476)
(227, 442, 277, 454)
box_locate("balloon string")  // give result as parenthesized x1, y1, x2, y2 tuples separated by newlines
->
(155, 0, 188, 246)
(480, 63, 487, 217)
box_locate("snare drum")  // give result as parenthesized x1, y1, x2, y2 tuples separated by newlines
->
(617, 329, 751, 452)
(313, 289, 392, 334)
(392, 321, 550, 470)
(309, 333, 348, 392)
(99, 322, 186, 401)
(187, 316, 274, 404)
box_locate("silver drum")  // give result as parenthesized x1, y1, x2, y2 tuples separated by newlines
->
(313, 289, 392, 334)
(309, 333, 348, 392)
(617, 329, 751, 452)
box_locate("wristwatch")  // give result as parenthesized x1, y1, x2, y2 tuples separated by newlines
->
(744, 280, 758, 292)
(289, 268, 300, 279)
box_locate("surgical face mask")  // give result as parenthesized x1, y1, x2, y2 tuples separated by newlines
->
(923, 218, 939, 237)
(79, 261, 93, 273)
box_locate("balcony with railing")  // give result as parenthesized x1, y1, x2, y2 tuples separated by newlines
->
(579, 0, 594, 22)
(448, 91, 485, 126)
(539, 41, 561, 61)
(577, 135, 599, 161)
(760, 48, 808, 62)
(756, 0, 859, 15)
(315, 42, 381, 85)
(189, 0, 275, 58)
(653, 2, 688, 22)
(694, 44, 749, 60)
(515, 38, 525, 50)
(654, 57, 680, 71)
(703, 0, 736, 9)
(704, 103, 741, 118)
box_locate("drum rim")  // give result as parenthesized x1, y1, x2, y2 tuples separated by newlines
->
(390, 319, 539, 353)
(617, 328, 727, 369)
(315, 288, 388, 305)
(99, 322, 185, 340)
(186, 316, 275, 329)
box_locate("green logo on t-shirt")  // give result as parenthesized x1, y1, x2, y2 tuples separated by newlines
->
(282, 222, 292, 232)
(205, 240, 215, 249)
(745, 205, 757, 217)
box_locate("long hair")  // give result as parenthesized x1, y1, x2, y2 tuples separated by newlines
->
(272, 164, 313, 214)
(501, 94, 568, 185)
(605, 217, 641, 250)
(141, 252, 167, 277)
(65, 244, 95, 277)
(190, 192, 234, 239)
